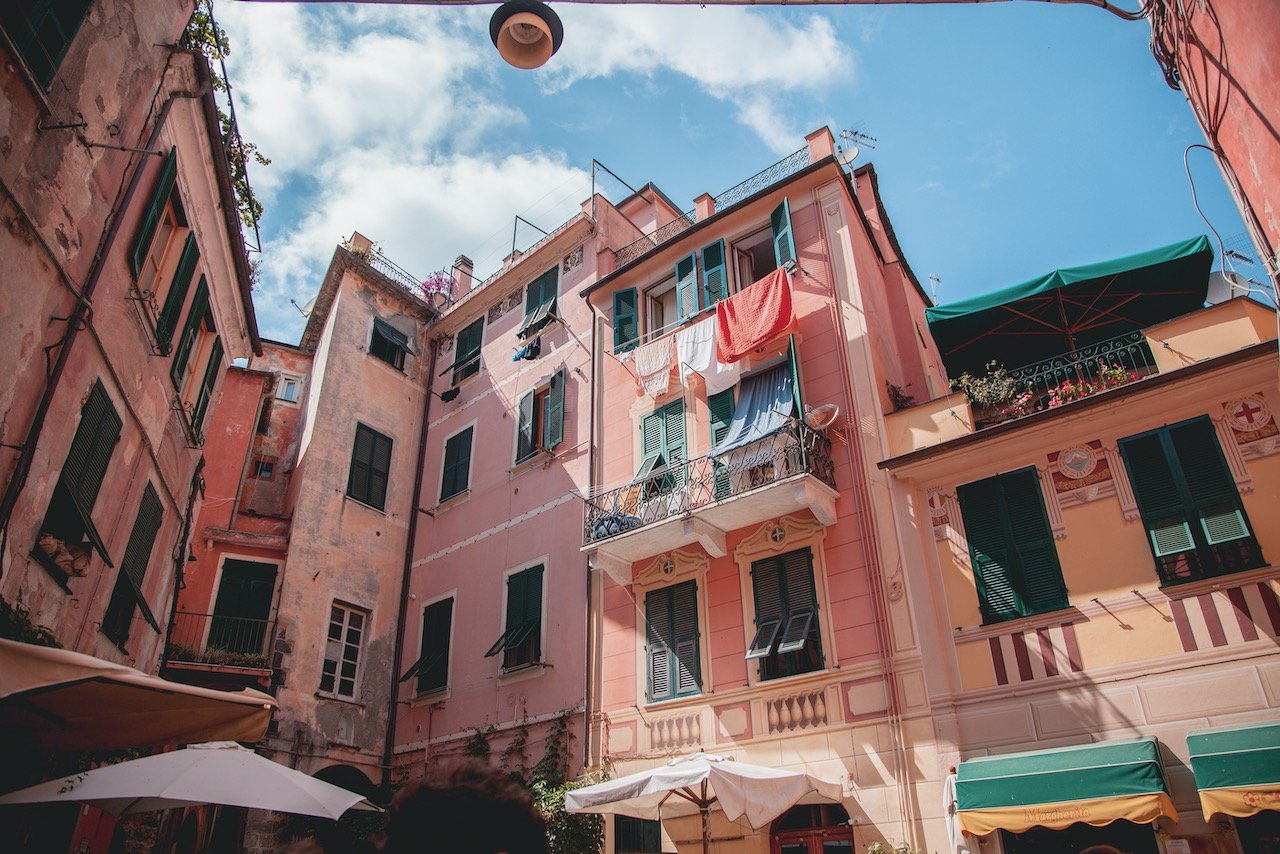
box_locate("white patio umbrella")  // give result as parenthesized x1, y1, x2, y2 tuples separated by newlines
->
(565, 752, 843, 854)
(0, 742, 379, 820)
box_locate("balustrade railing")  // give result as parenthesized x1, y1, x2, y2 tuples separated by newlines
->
(584, 420, 835, 545)
(166, 611, 274, 670)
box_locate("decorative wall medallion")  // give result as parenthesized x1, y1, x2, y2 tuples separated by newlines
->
(1224, 394, 1278, 444)
(487, 289, 521, 324)
(1048, 440, 1112, 496)
(771, 526, 786, 543)
(1057, 445, 1097, 480)
(927, 492, 949, 525)
(563, 245, 584, 273)
(436, 336, 454, 357)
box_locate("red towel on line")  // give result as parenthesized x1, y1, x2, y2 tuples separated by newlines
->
(715, 266, 796, 363)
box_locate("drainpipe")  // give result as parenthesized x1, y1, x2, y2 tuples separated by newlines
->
(582, 307, 601, 771)
(383, 328, 438, 792)
(160, 456, 205, 671)
(0, 81, 203, 552)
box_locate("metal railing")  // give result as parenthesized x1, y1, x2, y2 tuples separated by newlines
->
(583, 420, 835, 545)
(973, 331, 1158, 427)
(611, 146, 811, 269)
(166, 611, 274, 670)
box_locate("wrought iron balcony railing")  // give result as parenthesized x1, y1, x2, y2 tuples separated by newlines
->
(583, 420, 836, 545)
(166, 611, 274, 670)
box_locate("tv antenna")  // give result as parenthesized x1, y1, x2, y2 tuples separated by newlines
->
(928, 275, 941, 304)
(836, 128, 878, 168)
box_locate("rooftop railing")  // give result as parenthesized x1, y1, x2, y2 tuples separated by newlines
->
(583, 419, 835, 545)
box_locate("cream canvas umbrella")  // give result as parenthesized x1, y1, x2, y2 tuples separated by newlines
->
(0, 742, 379, 819)
(565, 752, 843, 854)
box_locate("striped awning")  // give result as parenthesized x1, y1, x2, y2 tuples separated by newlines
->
(956, 737, 1178, 836)
(1188, 721, 1280, 821)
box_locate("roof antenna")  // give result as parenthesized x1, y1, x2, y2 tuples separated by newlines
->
(290, 298, 310, 318)
(929, 275, 941, 304)
(837, 128, 877, 169)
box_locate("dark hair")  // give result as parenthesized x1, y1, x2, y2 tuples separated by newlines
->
(381, 759, 549, 854)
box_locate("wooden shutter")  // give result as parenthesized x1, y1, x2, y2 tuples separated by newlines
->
(672, 581, 700, 695)
(1170, 419, 1251, 544)
(770, 197, 796, 269)
(190, 336, 223, 432)
(517, 390, 536, 462)
(544, 369, 565, 451)
(417, 598, 452, 694)
(645, 586, 674, 699)
(700, 240, 727, 306)
(61, 381, 123, 521)
(130, 148, 178, 276)
(776, 549, 817, 653)
(709, 389, 734, 498)
(369, 429, 392, 510)
(788, 335, 804, 415)
(155, 233, 199, 353)
(613, 287, 638, 352)
(348, 425, 373, 503)
(1002, 470, 1068, 614)
(118, 484, 163, 631)
(1121, 433, 1197, 556)
(675, 253, 699, 320)
(957, 477, 1023, 622)
(170, 277, 208, 388)
(441, 428, 473, 500)
(747, 557, 784, 659)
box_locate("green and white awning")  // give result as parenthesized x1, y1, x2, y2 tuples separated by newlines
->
(956, 737, 1177, 836)
(1188, 721, 1280, 821)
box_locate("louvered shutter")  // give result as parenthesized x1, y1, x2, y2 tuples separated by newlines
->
(517, 390, 536, 462)
(675, 253, 699, 320)
(700, 240, 727, 306)
(613, 288, 639, 352)
(118, 484, 163, 631)
(190, 336, 223, 431)
(348, 425, 373, 502)
(770, 197, 796, 269)
(664, 401, 686, 489)
(777, 549, 817, 653)
(155, 233, 199, 353)
(170, 277, 208, 388)
(62, 381, 123, 521)
(1121, 433, 1196, 556)
(544, 369, 565, 450)
(672, 581, 701, 695)
(417, 598, 452, 694)
(130, 148, 177, 276)
(1170, 420, 1251, 544)
(645, 586, 674, 699)
(708, 389, 735, 498)
(369, 430, 392, 510)
(441, 428, 473, 500)
(747, 557, 784, 658)
(1003, 470, 1068, 614)
(788, 335, 804, 414)
(957, 477, 1023, 622)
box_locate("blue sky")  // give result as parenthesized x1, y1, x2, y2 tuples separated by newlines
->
(215, 0, 1254, 343)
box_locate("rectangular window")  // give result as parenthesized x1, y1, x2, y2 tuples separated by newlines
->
(170, 277, 208, 389)
(645, 580, 701, 701)
(347, 423, 393, 510)
(449, 317, 483, 385)
(1120, 417, 1264, 584)
(733, 197, 796, 290)
(0, 0, 93, 89)
(638, 400, 686, 496)
(401, 597, 453, 695)
(155, 233, 199, 355)
(613, 287, 639, 353)
(708, 389, 735, 499)
(129, 148, 184, 293)
(101, 484, 163, 646)
(485, 565, 544, 671)
(645, 276, 678, 340)
(275, 374, 301, 403)
(516, 369, 566, 463)
(189, 336, 224, 435)
(519, 267, 559, 339)
(440, 426, 473, 502)
(700, 239, 728, 308)
(35, 380, 121, 585)
(370, 318, 411, 372)
(747, 548, 823, 680)
(252, 456, 276, 480)
(615, 817, 663, 854)
(956, 467, 1069, 624)
(320, 602, 367, 698)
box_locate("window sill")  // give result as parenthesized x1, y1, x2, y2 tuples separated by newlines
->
(344, 493, 388, 515)
(643, 692, 704, 709)
(1156, 563, 1276, 599)
(435, 489, 471, 511)
(955, 605, 1086, 642)
(315, 691, 365, 708)
(511, 450, 552, 477)
(497, 662, 549, 685)
(410, 687, 450, 705)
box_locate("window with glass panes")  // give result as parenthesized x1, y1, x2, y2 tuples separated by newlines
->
(0, 0, 93, 90)
(747, 548, 823, 680)
(321, 603, 367, 698)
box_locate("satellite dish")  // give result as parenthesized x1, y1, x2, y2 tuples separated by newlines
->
(1206, 270, 1246, 305)
(804, 403, 840, 431)
(836, 145, 859, 169)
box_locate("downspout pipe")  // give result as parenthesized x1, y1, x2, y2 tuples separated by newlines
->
(383, 328, 438, 793)
(582, 306, 600, 770)
(0, 81, 204, 544)
(160, 456, 205, 671)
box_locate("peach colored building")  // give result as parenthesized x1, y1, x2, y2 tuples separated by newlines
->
(882, 240, 1280, 854)
(581, 128, 952, 853)
(0, 4, 258, 673)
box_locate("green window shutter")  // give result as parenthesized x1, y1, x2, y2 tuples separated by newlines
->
(788, 335, 804, 415)
(61, 380, 123, 519)
(747, 557, 784, 658)
(170, 277, 208, 388)
(663, 400, 686, 489)
(130, 147, 178, 276)
(1121, 433, 1196, 556)
(1170, 420, 1251, 544)
(2, 1, 92, 89)
(516, 390, 536, 463)
(957, 477, 1023, 622)
(368, 430, 392, 509)
(709, 389, 735, 498)
(441, 427, 473, 500)
(544, 369, 565, 451)
(613, 287, 638, 352)
(117, 483, 163, 632)
(190, 336, 223, 432)
(155, 233, 199, 353)
(525, 267, 558, 316)
(417, 598, 453, 694)
(348, 425, 374, 502)
(452, 317, 483, 384)
(700, 240, 727, 307)
(1002, 470, 1069, 613)
(641, 409, 665, 460)
(645, 585, 674, 699)
(776, 549, 818, 653)
(770, 197, 796, 269)
(645, 581, 700, 700)
(501, 565, 542, 668)
(675, 253, 699, 320)
(672, 580, 701, 695)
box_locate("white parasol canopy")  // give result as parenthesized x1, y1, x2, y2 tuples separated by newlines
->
(0, 742, 379, 820)
(566, 753, 843, 854)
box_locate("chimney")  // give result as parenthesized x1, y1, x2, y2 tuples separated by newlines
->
(694, 193, 715, 222)
(346, 231, 373, 258)
(805, 127, 835, 162)
(453, 255, 475, 292)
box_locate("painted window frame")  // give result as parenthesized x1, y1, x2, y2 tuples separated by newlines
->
(275, 373, 303, 403)
(319, 600, 369, 699)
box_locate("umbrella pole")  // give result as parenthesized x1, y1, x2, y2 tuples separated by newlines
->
(701, 804, 710, 854)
